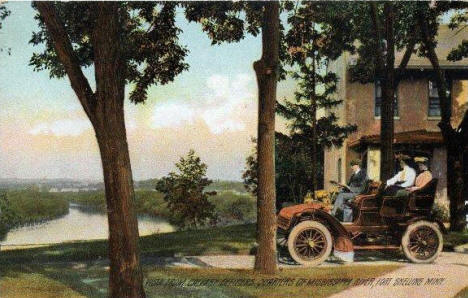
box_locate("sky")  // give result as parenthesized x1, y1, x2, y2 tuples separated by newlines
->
(0, 2, 295, 181)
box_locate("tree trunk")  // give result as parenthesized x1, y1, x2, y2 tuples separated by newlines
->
(95, 113, 145, 298)
(35, 2, 146, 296)
(380, 3, 395, 181)
(311, 51, 318, 199)
(417, 9, 466, 231)
(253, 1, 279, 274)
(92, 3, 146, 296)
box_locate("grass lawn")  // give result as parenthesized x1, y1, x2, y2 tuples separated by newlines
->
(0, 263, 401, 298)
(445, 230, 468, 250)
(0, 224, 466, 297)
(0, 224, 256, 265)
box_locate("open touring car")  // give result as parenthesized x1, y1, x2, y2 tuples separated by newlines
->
(277, 179, 446, 266)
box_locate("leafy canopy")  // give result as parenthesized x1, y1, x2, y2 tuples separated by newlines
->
(242, 133, 322, 207)
(29, 2, 188, 103)
(0, 5, 10, 54)
(155, 150, 217, 229)
(279, 1, 357, 149)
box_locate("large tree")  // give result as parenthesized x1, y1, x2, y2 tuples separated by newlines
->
(416, 1, 468, 231)
(185, 1, 280, 273)
(253, 2, 280, 273)
(156, 149, 217, 229)
(278, 2, 357, 198)
(310, 2, 417, 181)
(30, 2, 188, 296)
(348, 2, 417, 181)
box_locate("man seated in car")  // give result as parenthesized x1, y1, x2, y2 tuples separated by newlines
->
(384, 154, 416, 196)
(394, 156, 432, 198)
(331, 159, 367, 222)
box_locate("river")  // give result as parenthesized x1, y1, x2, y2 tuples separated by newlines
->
(0, 203, 174, 246)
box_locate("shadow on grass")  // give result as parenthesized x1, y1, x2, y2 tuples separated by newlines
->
(0, 224, 256, 266)
(0, 262, 108, 298)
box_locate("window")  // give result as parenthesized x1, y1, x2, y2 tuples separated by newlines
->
(375, 80, 398, 117)
(428, 80, 441, 117)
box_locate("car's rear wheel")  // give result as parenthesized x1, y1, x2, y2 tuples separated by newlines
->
(287, 220, 332, 266)
(401, 220, 443, 264)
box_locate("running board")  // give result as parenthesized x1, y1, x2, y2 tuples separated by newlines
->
(353, 245, 400, 250)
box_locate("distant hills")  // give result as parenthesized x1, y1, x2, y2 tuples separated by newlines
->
(0, 178, 247, 193)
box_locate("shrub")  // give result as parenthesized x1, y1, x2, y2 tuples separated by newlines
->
(432, 201, 450, 223)
(156, 150, 217, 229)
(210, 191, 256, 226)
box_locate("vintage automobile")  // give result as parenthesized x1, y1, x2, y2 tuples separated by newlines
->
(277, 179, 445, 266)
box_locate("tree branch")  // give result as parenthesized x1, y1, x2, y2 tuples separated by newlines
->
(416, 7, 452, 126)
(35, 1, 96, 119)
(395, 38, 416, 85)
(370, 2, 385, 77)
(398, 38, 416, 71)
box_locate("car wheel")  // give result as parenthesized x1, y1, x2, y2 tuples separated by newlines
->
(287, 220, 332, 266)
(401, 220, 443, 264)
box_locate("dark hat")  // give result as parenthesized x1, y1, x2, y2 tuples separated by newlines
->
(396, 153, 411, 161)
(350, 159, 361, 166)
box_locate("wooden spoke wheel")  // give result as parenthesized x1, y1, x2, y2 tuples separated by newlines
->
(402, 220, 443, 264)
(287, 221, 332, 266)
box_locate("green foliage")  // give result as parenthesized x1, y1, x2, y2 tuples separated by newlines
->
(184, 2, 263, 45)
(0, 190, 69, 239)
(242, 134, 322, 207)
(135, 179, 159, 190)
(0, 192, 18, 240)
(29, 2, 188, 103)
(65, 191, 107, 211)
(0, 4, 10, 54)
(432, 201, 450, 223)
(447, 6, 468, 61)
(205, 180, 247, 193)
(279, 2, 357, 149)
(6, 190, 69, 225)
(62, 188, 253, 226)
(183, 2, 289, 80)
(304, 2, 428, 83)
(156, 150, 217, 229)
(209, 191, 256, 225)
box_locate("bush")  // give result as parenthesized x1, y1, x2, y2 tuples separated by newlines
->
(6, 190, 69, 225)
(432, 201, 450, 223)
(210, 191, 256, 226)
(0, 190, 69, 239)
(156, 150, 217, 229)
(0, 192, 19, 240)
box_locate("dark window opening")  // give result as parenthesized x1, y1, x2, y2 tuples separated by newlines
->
(375, 80, 398, 117)
(428, 80, 441, 117)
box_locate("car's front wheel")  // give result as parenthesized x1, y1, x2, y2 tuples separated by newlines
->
(401, 220, 443, 264)
(287, 220, 332, 266)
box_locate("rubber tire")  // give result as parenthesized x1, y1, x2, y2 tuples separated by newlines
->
(287, 220, 333, 266)
(401, 220, 443, 264)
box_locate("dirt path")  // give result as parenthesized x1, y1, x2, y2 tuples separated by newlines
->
(329, 252, 468, 298)
(145, 252, 468, 298)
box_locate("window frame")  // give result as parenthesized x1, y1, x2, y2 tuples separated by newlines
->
(428, 80, 442, 118)
(374, 80, 399, 118)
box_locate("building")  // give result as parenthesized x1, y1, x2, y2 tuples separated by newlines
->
(324, 26, 468, 204)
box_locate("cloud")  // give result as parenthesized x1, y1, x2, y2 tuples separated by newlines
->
(151, 102, 195, 129)
(151, 73, 255, 134)
(29, 119, 92, 137)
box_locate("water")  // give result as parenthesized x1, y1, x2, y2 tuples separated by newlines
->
(0, 204, 174, 246)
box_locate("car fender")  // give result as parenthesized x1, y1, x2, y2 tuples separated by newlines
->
(406, 216, 448, 234)
(291, 208, 349, 238)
